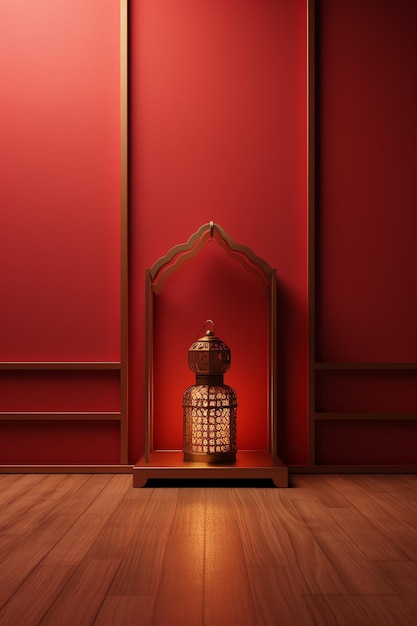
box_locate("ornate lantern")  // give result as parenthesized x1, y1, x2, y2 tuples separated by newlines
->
(183, 320, 237, 463)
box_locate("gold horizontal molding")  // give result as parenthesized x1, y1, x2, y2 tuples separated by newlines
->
(0, 362, 122, 371)
(314, 412, 417, 421)
(315, 362, 417, 371)
(288, 465, 417, 474)
(0, 465, 132, 473)
(0, 412, 122, 421)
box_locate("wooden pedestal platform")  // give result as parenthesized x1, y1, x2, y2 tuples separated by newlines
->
(133, 451, 288, 487)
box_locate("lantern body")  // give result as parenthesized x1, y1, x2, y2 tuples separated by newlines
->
(183, 322, 237, 463)
(183, 383, 237, 462)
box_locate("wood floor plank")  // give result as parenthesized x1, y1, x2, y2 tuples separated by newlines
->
(395, 475, 417, 491)
(0, 519, 77, 609)
(0, 533, 25, 563)
(288, 474, 348, 507)
(349, 475, 417, 506)
(0, 566, 75, 626)
(109, 488, 179, 595)
(94, 595, 155, 626)
(233, 489, 289, 566)
(3, 474, 91, 535)
(265, 489, 352, 594)
(319, 474, 371, 494)
(0, 475, 117, 608)
(326, 505, 410, 561)
(170, 486, 206, 536)
(152, 535, 204, 626)
(0, 474, 44, 508)
(1, 474, 417, 625)
(247, 565, 314, 626)
(43, 473, 114, 521)
(349, 474, 417, 494)
(342, 489, 417, 561)
(372, 490, 417, 529)
(304, 594, 414, 626)
(43, 475, 131, 567)
(377, 560, 417, 614)
(395, 487, 417, 504)
(151, 488, 205, 626)
(39, 559, 120, 626)
(204, 488, 257, 626)
(86, 489, 153, 560)
(0, 474, 67, 533)
(291, 497, 395, 595)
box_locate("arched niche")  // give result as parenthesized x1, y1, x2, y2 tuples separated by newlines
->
(133, 222, 287, 486)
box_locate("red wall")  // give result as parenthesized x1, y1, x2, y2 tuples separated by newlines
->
(318, 0, 417, 362)
(2, 0, 414, 467)
(0, 0, 121, 361)
(315, 0, 417, 464)
(128, 0, 308, 464)
(0, 0, 122, 464)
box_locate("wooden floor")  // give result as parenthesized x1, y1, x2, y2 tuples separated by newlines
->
(1, 474, 417, 625)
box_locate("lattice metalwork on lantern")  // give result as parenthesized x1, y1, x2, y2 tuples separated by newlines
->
(183, 320, 237, 463)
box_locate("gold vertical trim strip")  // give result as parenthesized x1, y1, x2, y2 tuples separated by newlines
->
(307, 0, 316, 464)
(270, 270, 278, 462)
(120, 0, 129, 464)
(144, 270, 154, 462)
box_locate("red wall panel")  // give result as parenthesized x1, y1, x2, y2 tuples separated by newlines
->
(0, 422, 120, 465)
(316, 421, 417, 466)
(316, 371, 417, 415)
(129, 0, 308, 464)
(0, 371, 120, 412)
(0, 0, 122, 464)
(318, 0, 417, 363)
(0, 0, 121, 362)
(313, 0, 417, 466)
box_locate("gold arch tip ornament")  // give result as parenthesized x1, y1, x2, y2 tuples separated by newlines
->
(149, 221, 274, 294)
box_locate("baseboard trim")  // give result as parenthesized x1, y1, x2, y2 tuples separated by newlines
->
(1, 464, 416, 475)
(288, 464, 417, 474)
(0, 465, 133, 474)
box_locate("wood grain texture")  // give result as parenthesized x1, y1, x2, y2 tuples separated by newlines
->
(42, 474, 130, 567)
(0, 475, 417, 624)
(108, 488, 179, 595)
(0, 473, 44, 507)
(94, 596, 155, 626)
(263, 488, 351, 594)
(204, 488, 258, 626)
(377, 560, 417, 614)
(0, 474, 68, 533)
(248, 565, 313, 625)
(304, 594, 413, 626)
(2, 474, 91, 535)
(40, 559, 121, 626)
(233, 488, 289, 566)
(151, 488, 205, 626)
(291, 497, 394, 594)
(0, 566, 75, 626)
(341, 489, 417, 561)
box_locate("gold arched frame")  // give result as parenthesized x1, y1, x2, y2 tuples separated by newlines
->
(133, 222, 288, 486)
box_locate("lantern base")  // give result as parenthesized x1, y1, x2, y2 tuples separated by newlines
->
(183, 451, 236, 463)
(133, 450, 288, 487)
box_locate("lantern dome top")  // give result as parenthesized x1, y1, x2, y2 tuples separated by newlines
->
(188, 320, 231, 376)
